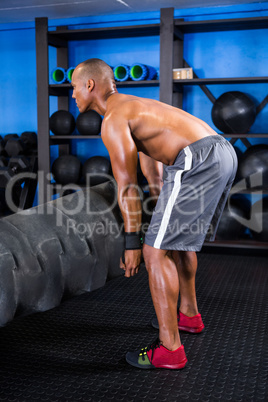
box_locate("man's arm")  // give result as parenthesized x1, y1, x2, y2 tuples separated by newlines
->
(102, 116, 142, 277)
(139, 152, 163, 204)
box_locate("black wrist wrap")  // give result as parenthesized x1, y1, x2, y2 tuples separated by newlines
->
(124, 232, 143, 250)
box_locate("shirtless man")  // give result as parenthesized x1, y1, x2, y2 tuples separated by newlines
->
(71, 58, 237, 369)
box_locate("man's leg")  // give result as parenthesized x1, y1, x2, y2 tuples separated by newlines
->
(150, 250, 205, 333)
(173, 250, 199, 317)
(143, 244, 181, 351)
(171, 250, 205, 333)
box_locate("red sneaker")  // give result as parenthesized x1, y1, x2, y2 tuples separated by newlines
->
(151, 311, 205, 334)
(126, 338, 187, 369)
(178, 311, 205, 333)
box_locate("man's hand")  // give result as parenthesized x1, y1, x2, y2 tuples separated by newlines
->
(120, 249, 142, 278)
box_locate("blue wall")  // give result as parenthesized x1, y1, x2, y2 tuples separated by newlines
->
(0, 27, 37, 134)
(0, 2, 268, 199)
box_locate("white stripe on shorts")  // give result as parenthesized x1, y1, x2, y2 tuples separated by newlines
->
(153, 146, 193, 249)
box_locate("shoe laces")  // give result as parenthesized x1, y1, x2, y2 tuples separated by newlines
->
(139, 338, 161, 361)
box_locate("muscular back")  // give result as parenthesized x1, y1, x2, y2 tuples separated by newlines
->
(102, 93, 217, 166)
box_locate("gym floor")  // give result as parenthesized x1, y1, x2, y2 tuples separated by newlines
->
(0, 251, 267, 401)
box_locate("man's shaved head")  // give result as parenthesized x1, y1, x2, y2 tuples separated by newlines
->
(72, 58, 117, 114)
(75, 58, 114, 83)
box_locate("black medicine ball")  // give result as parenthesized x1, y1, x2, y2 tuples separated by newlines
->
(76, 111, 102, 136)
(212, 91, 256, 134)
(83, 156, 112, 186)
(237, 144, 268, 187)
(52, 155, 82, 185)
(50, 110, 76, 136)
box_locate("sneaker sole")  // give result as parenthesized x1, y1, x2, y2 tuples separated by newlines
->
(151, 318, 205, 334)
(126, 354, 156, 369)
(126, 354, 187, 370)
(178, 324, 205, 334)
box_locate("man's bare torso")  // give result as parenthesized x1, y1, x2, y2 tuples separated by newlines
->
(103, 93, 217, 165)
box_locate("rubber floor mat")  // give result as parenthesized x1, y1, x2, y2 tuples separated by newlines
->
(0, 252, 267, 401)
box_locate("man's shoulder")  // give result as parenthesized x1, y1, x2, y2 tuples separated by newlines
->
(104, 94, 135, 121)
(102, 98, 130, 139)
(108, 93, 139, 109)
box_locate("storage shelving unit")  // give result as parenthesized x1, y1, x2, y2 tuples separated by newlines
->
(35, 16, 166, 204)
(49, 80, 159, 96)
(164, 9, 268, 250)
(35, 8, 268, 249)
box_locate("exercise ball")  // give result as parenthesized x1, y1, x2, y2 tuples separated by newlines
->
(233, 146, 243, 161)
(237, 144, 268, 187)
(233, 146, 244, 183)
(216, 195, 250, 240)
(76, 111, 102, 136)
(212, 91, 256, 134)
(52, 155, 82, 185)
(49, 110, 76, 136)
(250, 198, 268, 242)
(83, 156, 112, 186)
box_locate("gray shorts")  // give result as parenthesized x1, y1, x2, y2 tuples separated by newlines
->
(144, 135, 238, 252)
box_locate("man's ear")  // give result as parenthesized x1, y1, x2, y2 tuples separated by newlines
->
(87, 79, 95, 92)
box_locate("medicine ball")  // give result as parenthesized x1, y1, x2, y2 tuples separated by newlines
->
(52, 155, 82, 185)
(50, 110, 76, 136)
(212, 91, 256, 134)
(83, 156, 112, 186)
(76, 111, 102, 136)
(233, 146, 243, 161)
(250, 197, 268, 242)
(237, 144, 268, 187)
(216, 195, 250, 240)
(233, 146, 244, 183)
